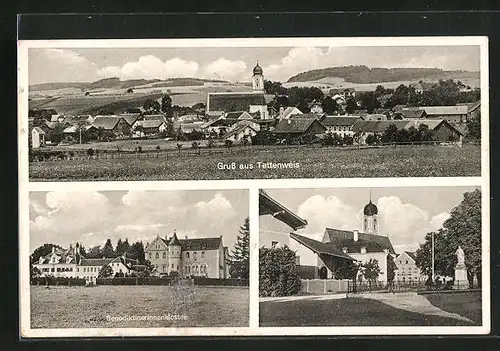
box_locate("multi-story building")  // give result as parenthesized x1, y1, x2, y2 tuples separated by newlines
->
(144, 231, 229, 278)
(394, 251, 425, 283)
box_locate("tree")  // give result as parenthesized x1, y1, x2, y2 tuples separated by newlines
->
(360, 258, 382, 289)
(116, 238, 131, 257)
(86, 245, 103, 259)
(176, 143, 183, 156)
(357, 91, 381, 113)
(345, 97, 357, 114)
(127, 241, 146, 263)
(98, 265, 113, 278)
(102, 239, 115, 258)
(46, 123, 66, 144)
(191, 141, 200, 155)
(126, 88, 134, 93)
(143, 98, 161, 114)
(467, 116, 481, 140)
(381, 124, 398, 144)
(386, 254, 397, 284)
(259, 246, 300, 297)
(227, 217, 250, 279)
(161, 94, 173, 118)
(30, 243, 63, 263)
(332, 259, 359, 279)
(143, 259, 155, 277)
(321, 96, 338, 114)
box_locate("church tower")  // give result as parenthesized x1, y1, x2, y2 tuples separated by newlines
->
(252, 62, 264, 91)
(362, 191, 380, 235)
(167, 230, 182, 275)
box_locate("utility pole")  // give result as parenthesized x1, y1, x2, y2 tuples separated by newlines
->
(431, 232, 435, 283)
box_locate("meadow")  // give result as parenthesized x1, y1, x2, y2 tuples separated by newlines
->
(30, 285, 249, 329)
(29, 143, 481, 181)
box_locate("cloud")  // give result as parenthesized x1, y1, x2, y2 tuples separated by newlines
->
(430, 212, 450, 231)
(265, 47, 329, 81)
(194, 193, 236, 225)
(114, 223, 166, 232)
(43, 49, 96, 67)
(97, 55, 199, 80)
(202, 57, 248, 81)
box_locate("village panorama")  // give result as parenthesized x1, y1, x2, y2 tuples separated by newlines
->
(27, 46, 482, 180)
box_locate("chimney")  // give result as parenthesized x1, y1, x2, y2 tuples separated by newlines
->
(52, 246, 55, 253)
(353, 230, 359, 242)
(287, 119, 291, 124)
(279, 106, 284, 118)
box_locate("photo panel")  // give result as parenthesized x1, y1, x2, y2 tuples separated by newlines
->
(258, 185, 489, 334)
(22, 188, 250, 336)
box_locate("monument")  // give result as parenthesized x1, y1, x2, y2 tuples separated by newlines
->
(453, 245, 469, 290)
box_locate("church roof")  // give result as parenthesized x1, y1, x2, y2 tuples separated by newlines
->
(364, 200, 378, 215)
(324, 228, 395, 254)
(253, 63, 263, 75)
(160, 236, 222, 251)
(168, 232, 181, 246)
(208, 92, 266, 112)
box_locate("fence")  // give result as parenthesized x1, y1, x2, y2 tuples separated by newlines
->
(193, 277, 249, 286)
(31, 277, 87, 286)
(300, 279, 350, 294)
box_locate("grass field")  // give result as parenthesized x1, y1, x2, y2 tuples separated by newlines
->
(259, 292, 481, 327)
(30, 285, 249, 329)
(29, 144, 481, 181)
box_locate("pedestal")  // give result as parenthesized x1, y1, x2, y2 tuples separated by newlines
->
(453, 265, 469, 290)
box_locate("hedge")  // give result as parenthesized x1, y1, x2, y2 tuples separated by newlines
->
(259, 246, 301, 297)
(31, 277, 87, 286)
(193, 277, 249, 286)
(96, 277, 175, 285)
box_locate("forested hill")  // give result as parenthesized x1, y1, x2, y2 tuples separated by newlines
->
(286, 65, 479, 84)
(30, 77, 229, 92)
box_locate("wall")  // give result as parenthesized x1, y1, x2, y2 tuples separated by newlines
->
(433, 123, 461, 142)
(182, 248, 220, 278)
(34, 263, 77, 278)
(300, 279, 350, 294)
(260, 231, 290, 249)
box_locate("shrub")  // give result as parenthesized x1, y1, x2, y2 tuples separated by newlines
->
(31, 276, 87, 286)
(193, 277, 249, 286)
(259, 246, 301, 297)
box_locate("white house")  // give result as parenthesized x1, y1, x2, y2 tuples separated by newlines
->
(31, 127, 46, 148)
(394, 251, 425, 283)
(222, 124, 258, 143)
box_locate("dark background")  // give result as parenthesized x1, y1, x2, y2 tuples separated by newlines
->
(2, 5, 500, 351)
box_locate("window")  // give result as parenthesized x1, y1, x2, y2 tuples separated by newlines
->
(171, 264, 174, 269)
(194, 252, 197, 261)
(271, 241, 278, 249)
(163, 252, 166, 259)
(201, 251, 205, 259)
(406, 260, 408, 264)
(83, 267, 86, 272)
(76, 268, 79, 272)
(162, 265, 166, 273)
(177, 265, 179, 270)
(155, 252, 159, 259)
(186, 252, 190, 258)
(149, 253, 152, 259)
(56, 268, 61, 272)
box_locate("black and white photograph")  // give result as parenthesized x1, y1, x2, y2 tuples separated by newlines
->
(20, 37, 486, 181)
(258, 186, 486, 330)
(24, 189, 249, 334)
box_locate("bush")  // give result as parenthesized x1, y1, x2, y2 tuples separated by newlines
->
(251, 131, 277, 145)
(96, 277, 174, 285)
(259, 246, 301, 297)
(193, 277, 249, 286)
(31, 276, 87, 286)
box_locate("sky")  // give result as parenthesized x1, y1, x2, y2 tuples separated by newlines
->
(259, 186, 479, 266)
(28, 45, 480, 85)
(29, 190, 248, 253)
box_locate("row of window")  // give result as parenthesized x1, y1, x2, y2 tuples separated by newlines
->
(149, 251, 206, 260)
(329, 126, 351, 132)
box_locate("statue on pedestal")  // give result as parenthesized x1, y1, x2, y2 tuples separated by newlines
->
(456, 245, 465, 267)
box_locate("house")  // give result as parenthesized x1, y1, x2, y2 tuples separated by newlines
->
(353, 109, 368, 117)
(392, 104, 406, 113)
(290, 197, 395, 282)
(330, 88, 356, 100)
(279, 106, 303, 120)
(457, 101, 481, 121)
(31, 127, 46, 148)
(201, 118, 238, 137)
(144, 231, 229, 278)
(321, 116, 362, 137)
(132, 119, 167, 137)
(224, 111, 254, 120)
(290, 112, 327, 122)
(140, 114, 167, 122)
(178, 114, 203, 123)
(309, 99, 324, 114)
(33, 244, 140, 284)
(91, 116, 131, 137)
(410, 81, 435, 94)
(352, 119, 464, 144)
(421, 106, 469, 123)
(363, 113, 387, 121)
(178, 121, 205, 135)
(394, 251, 425, 283)
(221, 123, 258, 143)
(206, 110, 225, 120)
(50, 114, 65, 123)
(400, 108, 428, 119)
(234, 119, 261, 132)
(273, 118, 326, 140)
(119, 113, 141, 126)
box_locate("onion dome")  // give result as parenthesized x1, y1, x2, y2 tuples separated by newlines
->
(253, 63, 263, 75)
(363, 200, 378, 216)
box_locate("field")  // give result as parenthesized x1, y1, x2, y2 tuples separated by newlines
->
(259, 292, 481, 327)
(29, 144, 481, 181)
(30, 285, 249, 329)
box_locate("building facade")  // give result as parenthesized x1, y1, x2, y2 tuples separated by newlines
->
(394, 251, 425, 283)
(144, 232, 229, 278)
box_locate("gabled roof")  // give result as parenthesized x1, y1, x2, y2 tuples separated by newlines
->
(135, 119, 165, 129)
(259, 189, 307, 230)
(282, 106, 303, 119)
(422, 106, 468, 116)
(457, 101, 481, 113)
(222, 124, 257, 140)
(392, 104, 406, 112)
(32, 126, 46, 134)
(290, 112, 325, 120)
(180, 237, 221, 251)
(120, 113, 141, 126)
(141, 114, 166, 121)
(225, 111, 252, 120)
(363, 114, 387, 121)
(405, 251, 417, 261)
(80, 258, 114, 267)
(179, 122, 204, 133)
(352, 120, 410, 133)
(208, 92, 266, 112)
(92, 116, 123, 130)
(208, 118, 239, 128)
(290, 233, 356, 261)
(400, 108, 427, 119)
(322, 116, 361, 127)
(324, 228, 396, 254)
(274, 118, 325, 134)
(178, 114, 202, 122)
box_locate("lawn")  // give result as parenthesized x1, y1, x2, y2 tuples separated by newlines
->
(423, 291, 482, 325)
(30, 285, 249, 329)
(29, 144, 481, 181)
(259, 295, 479, 327)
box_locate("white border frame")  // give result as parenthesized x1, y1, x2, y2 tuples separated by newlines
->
(18, 36, 490, 337)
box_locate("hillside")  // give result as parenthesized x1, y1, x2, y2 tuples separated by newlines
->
(287, 65, 480, 84)
(30, 77, 229, 92)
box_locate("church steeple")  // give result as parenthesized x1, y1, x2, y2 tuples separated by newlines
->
(363, 189, 380, 235)
(252, 61, 264, 91)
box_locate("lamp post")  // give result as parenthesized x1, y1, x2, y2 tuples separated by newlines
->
(431, 232, 435, 283)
